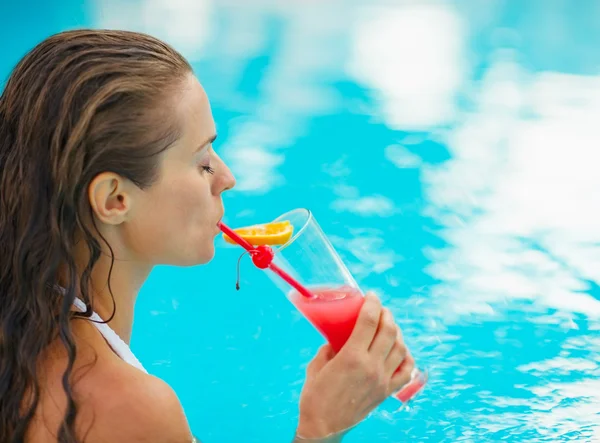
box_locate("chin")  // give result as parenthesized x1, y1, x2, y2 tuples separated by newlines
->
(191, 244, 216, 266)
(166, 246, 213, 268)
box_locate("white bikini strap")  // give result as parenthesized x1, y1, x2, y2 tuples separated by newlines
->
(73, 297, 148, 374)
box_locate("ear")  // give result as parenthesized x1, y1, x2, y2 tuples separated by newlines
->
(88, 172, 133, 225)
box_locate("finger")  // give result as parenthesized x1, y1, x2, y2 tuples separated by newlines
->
(368, 308, 397, 359)
(345, 293, 382, 351)
(386, 324, 406, 373)
(384, 341, 407, 378)
(306, 344, 334, 378)
(395, 323, 404, 342)
(389, 353, 415, 394)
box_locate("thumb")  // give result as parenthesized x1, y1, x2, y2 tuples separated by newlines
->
(306, 344, 334, 378)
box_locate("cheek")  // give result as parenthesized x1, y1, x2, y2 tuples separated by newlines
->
(167, 184, 217, 265)
(174, 179, 214, 228)
(124, 175, 215, 263)
(159, 170, 209, 208)
(158, 178, 213, 243)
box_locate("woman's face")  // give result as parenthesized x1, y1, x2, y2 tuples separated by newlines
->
(112, 74, 236, 266)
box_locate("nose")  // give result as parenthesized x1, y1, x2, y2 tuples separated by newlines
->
(213, 152, 236, 194)
(222, 167, 236, 192)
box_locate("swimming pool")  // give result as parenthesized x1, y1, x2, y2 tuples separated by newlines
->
(3, 0, 600, 441)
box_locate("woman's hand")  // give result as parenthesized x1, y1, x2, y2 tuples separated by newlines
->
(295, 293, 415, 440)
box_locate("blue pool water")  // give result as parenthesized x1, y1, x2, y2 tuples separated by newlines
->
(3, 1, 600, 441)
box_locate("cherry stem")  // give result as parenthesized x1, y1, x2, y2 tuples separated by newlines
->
(235, 251, 249, 290)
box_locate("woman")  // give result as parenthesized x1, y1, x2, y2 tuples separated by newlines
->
(0, 30, 415, 442)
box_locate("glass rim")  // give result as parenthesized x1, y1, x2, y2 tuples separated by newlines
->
(271, 207, 313, 254)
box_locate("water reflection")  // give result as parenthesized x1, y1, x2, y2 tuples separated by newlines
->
(422, 68, 600, 316)
(397, 13, 600, 442)
(93, 0, 214, 60)
(349, 2, 600, 441)
(330, 228, 401, 280)
(349, 3, 466, 130)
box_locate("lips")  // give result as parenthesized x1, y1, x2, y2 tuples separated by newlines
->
(216, 210, 224, 230)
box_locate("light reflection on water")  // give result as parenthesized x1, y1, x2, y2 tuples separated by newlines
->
(4, 0, 600, 441)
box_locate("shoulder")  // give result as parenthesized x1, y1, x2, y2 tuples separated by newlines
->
(32, 321, 193, 443)
(82, 360, 193, 443)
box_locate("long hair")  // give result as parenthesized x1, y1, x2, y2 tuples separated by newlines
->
(0, 29, 191, 442)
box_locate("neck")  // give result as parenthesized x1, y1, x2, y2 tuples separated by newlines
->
(87, 254, 152, 344)
(68, 240, 152, 344)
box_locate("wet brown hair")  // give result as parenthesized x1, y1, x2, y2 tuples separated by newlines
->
(0, 29, 191, 442)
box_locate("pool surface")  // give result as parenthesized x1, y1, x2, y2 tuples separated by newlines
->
(3, 1, 600, 442)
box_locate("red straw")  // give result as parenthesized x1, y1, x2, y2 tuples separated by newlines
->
(268, 262, 314, 299)
(218, 222, 315, 299)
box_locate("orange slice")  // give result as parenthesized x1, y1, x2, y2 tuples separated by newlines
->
(223, 220, 293, 246)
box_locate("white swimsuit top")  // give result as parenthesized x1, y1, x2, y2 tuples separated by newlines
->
(73, 297, 148, 374)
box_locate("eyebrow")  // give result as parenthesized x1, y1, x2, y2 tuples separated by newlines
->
(195, 134, 217, 153)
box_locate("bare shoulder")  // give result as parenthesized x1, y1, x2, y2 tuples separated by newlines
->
(84, 364, 193, 443)
(30, 321, 193, 443)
